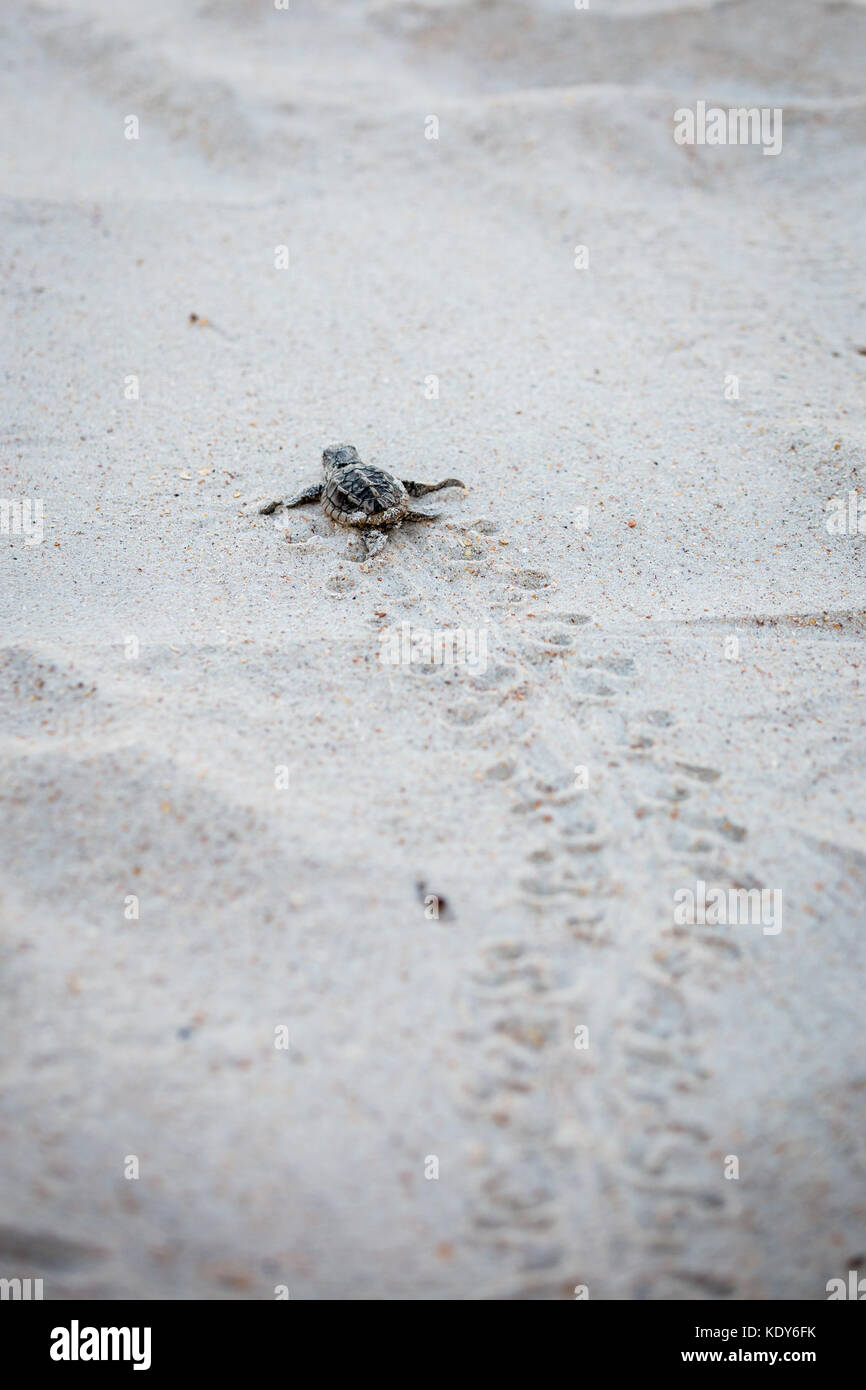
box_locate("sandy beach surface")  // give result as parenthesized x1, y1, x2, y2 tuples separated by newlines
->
(1, 0, 865, 1299)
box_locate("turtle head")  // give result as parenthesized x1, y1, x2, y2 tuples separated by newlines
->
(322, 443, 360, 472)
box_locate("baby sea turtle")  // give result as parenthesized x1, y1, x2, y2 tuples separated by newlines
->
(260, 443, 465, 557)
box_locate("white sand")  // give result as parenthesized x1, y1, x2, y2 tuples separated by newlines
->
(1, 0, 864, 1299)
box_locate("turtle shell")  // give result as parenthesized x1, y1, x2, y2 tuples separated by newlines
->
(322, 465, 408, 528)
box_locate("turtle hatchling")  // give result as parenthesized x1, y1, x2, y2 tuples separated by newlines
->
(260, 443, 465, 557)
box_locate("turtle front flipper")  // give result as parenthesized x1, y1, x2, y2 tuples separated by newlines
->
(405, 509, 441, 523)
(402, 478, 465, 497)
(260, 482, 322, 516)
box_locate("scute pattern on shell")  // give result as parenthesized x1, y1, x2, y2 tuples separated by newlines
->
(323, 465, 408, 527)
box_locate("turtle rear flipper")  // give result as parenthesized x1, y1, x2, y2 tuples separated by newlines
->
(362, 528, 389, 557)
